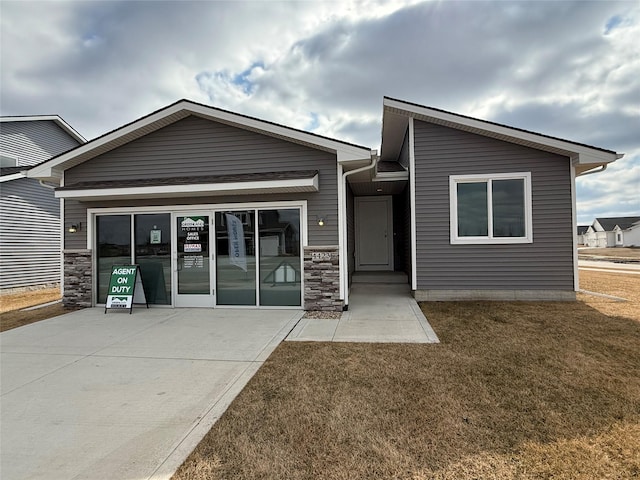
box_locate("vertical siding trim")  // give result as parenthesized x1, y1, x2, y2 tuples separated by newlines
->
(571, 163, 579, 291)
(408, 118, 417, 290)
(337, 163, 346, 304)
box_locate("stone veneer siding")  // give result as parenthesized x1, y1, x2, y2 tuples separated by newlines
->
(303, 246, 343, 311)
(63, 249, 92, 307)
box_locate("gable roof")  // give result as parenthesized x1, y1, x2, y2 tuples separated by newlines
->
(577, 225, 589, 235)
(381, 97, 622, 175)
(27, 100, 373, 183)
(0, 115, 86, 144)
(595, 216, 640, 232)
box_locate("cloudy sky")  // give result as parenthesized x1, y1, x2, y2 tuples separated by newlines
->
(1, 0, 638, 224)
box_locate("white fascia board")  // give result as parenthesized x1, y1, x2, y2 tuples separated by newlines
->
(56, 175, 319, 200)
(373, 171, 409, 182)
(383, 98, 620, 165)
(0, 172, 26, 183)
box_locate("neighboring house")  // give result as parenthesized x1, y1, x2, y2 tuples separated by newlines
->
(0, 116, 85, 291)
(27, 97, 621, 309)
(583, 217, 640, 248)
(619, 220, 640, 247)
(577, 225, 589, 245)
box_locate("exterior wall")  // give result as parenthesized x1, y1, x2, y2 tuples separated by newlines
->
(0, 121, 81, 166)
(413, 120, 575, 295)
(623, 225, 640, 246)
(0, 177, 60, 290)
(64, 115, 338, 249)
(303, 246, 342, 311)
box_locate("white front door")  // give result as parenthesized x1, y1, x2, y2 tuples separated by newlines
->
(355, 196, 393, 271)
(174, 213, 215, 307)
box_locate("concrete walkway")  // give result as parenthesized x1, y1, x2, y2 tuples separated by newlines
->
(579, 259, 640, 275)
(0, 307, 302, 480)
(287, 281, 439, 343)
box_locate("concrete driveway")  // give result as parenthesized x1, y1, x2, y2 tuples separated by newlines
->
(0, 307, 302, 480)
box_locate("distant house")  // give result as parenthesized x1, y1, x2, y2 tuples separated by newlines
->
(0, 116, 85, 291)
(576, 225, 589, 245)
(583, 217, 640, 248)
(617, 219, 640, 247)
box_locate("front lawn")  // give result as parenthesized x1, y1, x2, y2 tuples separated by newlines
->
(173, 273, 640, 479)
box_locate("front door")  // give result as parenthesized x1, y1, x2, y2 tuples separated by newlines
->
(355, 196, 393, 271)
(174, 213, 214, 307)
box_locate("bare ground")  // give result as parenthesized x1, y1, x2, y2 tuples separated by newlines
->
(173, 273, 640, 480)
(0, 288, 80, 332)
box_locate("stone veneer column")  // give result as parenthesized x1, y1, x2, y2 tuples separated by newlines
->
(303, 246, 343, 311)
(63, 249, 92, 308)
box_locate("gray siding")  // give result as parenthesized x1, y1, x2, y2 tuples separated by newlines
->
(64, 115, 339, 248)
(0, 121, 81, 166)
(0, 178, 60, 289)
(413, 120, 574, 291)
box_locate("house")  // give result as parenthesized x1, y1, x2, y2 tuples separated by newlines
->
(618, 220, 640, 247)
(577, 225, 589, 245)
(583, 217, 640, 248)
(27, 97, 622, 309)
(0, 116, 85, 292)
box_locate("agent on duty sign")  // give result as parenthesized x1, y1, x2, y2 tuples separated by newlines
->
(105, 265, 148, 314)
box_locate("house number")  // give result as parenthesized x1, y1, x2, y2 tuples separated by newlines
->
(311, 252, 331, 261)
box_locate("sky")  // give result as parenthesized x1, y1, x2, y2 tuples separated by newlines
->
(1, 0, 638, 225)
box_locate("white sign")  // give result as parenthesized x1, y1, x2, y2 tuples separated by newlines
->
(184, 243, 202, 252)
(150, 229, 161, 244)
(226, 213, 247, 272)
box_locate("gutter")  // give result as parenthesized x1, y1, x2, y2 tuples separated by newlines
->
(340, 153, 378, 309)
(577, 164, 607, 177)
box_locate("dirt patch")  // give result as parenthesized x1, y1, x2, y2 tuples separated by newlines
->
(0, 303, 81, 332)
(0, 287, 61, 313)
(172, 283, 640, 479)
(0, 287, 82, 332)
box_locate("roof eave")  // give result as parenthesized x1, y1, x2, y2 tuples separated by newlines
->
(382, 97, 621, 167)
(27, 100, 372, 180)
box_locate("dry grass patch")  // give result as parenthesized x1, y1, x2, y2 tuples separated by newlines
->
(578, 269, 640, 321)
(0, 287, 80, 332)
(0, 287, 61, 313)
(579, 247, 640, 259)
(173, 299, 640, 479)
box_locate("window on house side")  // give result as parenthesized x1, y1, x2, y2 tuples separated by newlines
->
(450, 172, 532, 244)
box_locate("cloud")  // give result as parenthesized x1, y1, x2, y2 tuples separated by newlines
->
(1, 0, 638, 223)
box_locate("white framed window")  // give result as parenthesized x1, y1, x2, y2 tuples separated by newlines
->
(0, 153, 19, 168)
(450, 172, 532, 244)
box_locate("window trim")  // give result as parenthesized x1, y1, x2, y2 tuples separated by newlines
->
(450, 172, 533, 245)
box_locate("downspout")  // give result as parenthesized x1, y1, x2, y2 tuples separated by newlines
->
(340, 153, 378, 309)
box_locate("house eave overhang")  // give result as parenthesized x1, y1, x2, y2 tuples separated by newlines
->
(381, 97, 622, 169)
(55, 174, 319, 201)
(27, 100, 372, 182)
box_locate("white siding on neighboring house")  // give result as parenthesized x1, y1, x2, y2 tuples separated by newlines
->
(0, 117, 84, 290)
(623, 223, 640, 247)
(0, 177, 60, 289)
(0, 120, 80, 166)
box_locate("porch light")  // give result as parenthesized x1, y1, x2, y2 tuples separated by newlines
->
(68, 222, 81, 233)
(317, 216, 326, 227)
